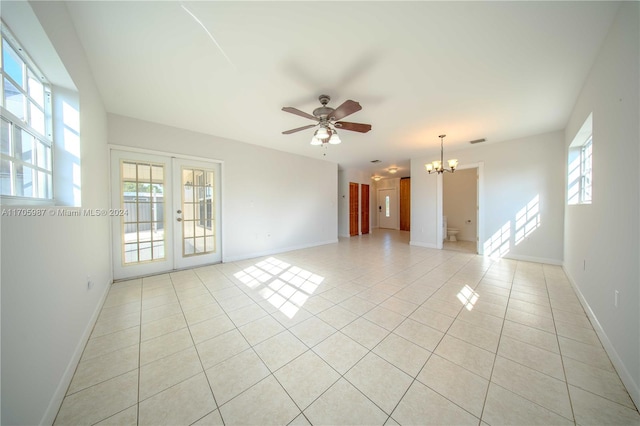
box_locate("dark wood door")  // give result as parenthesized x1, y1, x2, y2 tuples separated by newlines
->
(400, 178, 411, 231)
(349, 182, 359, 236)
(361, 184, 370, 234)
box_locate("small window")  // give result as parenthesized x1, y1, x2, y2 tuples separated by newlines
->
(568, 114, 592, 205)
(385, 195, 390, 217)
(0, 24, 53, 201)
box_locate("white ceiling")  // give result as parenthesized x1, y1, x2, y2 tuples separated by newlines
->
(64, 1, 619, 178)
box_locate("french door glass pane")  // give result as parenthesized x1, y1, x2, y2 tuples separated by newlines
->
(121, 160, 166, 264)
(181, 166, 216, 256)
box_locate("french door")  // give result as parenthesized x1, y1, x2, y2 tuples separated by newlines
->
(110, 150, 221, 280)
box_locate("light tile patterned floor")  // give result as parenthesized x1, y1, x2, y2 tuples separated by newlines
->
(54, 230, 640, 425)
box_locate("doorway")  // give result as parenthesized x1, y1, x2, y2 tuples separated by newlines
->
(378, 188, 397, 229)
(439, 163, 483, 254)
(110, 150, 222, 280)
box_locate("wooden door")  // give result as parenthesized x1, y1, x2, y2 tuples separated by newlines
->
(400, 177, 411, 231)
(349, 182, 359, 236)
(361, 184, 370, 234)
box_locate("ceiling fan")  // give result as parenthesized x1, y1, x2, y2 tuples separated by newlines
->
(281, 95, 372, 145)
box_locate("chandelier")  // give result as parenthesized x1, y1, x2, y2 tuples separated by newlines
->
(425, 134, 458, 174)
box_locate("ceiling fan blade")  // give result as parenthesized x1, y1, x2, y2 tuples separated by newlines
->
(328, 100, 362, 121)
(282, 124, 316, 135)
(335, 121, 372, 133)
(282, 107, 317, 121)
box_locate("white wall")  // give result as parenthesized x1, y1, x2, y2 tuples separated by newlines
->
(1, 2, 111, 424)
(411, 131, 565, 264)
(443, 167, 477, 242)
(338, 169, 372, 237)
(108, 114, 338, 261)
(563, 2, 640, 406)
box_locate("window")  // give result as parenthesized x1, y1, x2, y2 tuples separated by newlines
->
(568, 114, 592, 205)
(385, 195, 390, 217)
(579, 136, 592, 203)
(1, 24, 53, 200)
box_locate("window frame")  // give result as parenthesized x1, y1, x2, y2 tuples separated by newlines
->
(1, 22, 54, 204)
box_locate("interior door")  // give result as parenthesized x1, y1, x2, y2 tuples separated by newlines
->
(378, 188, 397, 229)
(349, 182, 359, 236)
(400, 178, 411, 231)
(361, 184, 370, 234)
(172, 158, 222, 269)
(111, 150, 222, 280)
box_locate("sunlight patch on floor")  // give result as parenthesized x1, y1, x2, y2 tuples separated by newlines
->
(234, 257, 324, 318)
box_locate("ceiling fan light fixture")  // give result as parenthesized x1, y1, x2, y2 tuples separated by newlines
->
(328, 130, 341, 144)
(315, 126, 330, 140)
(281, 95, 371, 147)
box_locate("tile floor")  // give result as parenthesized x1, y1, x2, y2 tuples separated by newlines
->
(54, 230, 640, 425)
(442, 240, 477, 254)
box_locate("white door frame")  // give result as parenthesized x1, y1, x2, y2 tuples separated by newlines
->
(436, 162, 484, 253)
(108, 144, 225, 278)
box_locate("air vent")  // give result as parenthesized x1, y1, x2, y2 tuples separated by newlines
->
(370, 160, 381, 163)
(469, 138, 486, 144)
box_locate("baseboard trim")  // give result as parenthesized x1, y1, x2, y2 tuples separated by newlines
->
(562, 266, 640, 409)
(409, 241, 438, 249)
(223, 239, 339, 263)
(41, 280, 112, 425)
(503, 253, 563, 265)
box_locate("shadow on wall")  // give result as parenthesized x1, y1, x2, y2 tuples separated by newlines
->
(484, 194, 540, 258)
